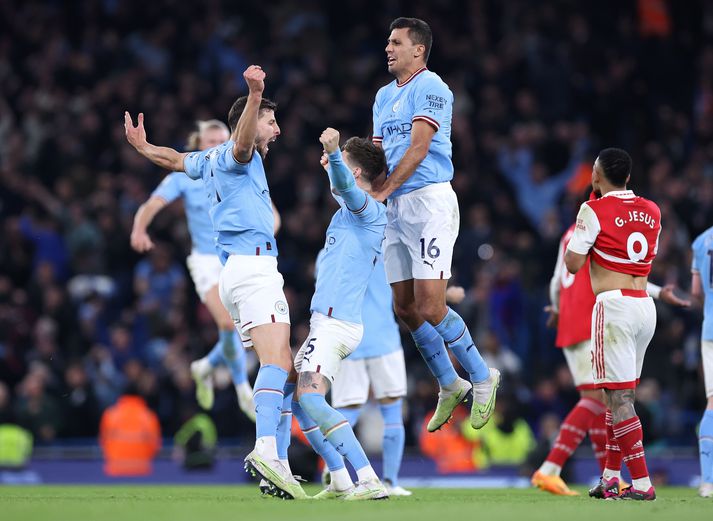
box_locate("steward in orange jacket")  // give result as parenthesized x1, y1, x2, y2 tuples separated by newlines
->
(99, 393, 161, 476)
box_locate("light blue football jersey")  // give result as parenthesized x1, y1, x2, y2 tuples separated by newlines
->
(372, 68, 453, 198)
(184, 142, 277, 261)
(310, 149, 387, 324)
(348, 257, 402, 360)
(692, 226, 713, 341)
(151, 172, 216, 255)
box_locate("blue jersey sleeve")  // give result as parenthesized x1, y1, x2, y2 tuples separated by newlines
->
(328, 150, 381, 223)
(327, 149, 356, 192)
(184, 151, 205, 180)
(692, 236, 702, 272)
(216, 142, 250, 174)
(151, 172, 183, 204)
(411, 76, 452, 132)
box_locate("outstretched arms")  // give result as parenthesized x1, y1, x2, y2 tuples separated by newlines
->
(125, 112, 187, 172)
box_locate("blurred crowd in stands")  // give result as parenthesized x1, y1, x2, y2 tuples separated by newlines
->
(1, 0, 712, 468)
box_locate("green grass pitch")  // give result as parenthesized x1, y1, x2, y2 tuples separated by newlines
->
(0, 485, 710, 521)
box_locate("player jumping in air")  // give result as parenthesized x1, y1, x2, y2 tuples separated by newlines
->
(372, 17, 499, 432)
(565, 148, 661, 500)
(692, 225, 713, 498)
(291, 128, 389, 500)
(125, 65, 306, 499)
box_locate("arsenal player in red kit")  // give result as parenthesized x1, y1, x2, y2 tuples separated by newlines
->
(565, 148, 661, 500)
(532, 202, 688, 496)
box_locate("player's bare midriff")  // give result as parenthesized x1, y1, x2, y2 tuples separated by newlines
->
(588, 260, 647, 295)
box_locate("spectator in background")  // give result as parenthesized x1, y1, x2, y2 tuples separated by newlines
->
(0, 382, 32, 469)
(0, 382, 13, 424)
(61, 362, 100, 438)
(13, 369, 62, 443)
(462, 393, 536, 469)
(134, 243, 186, 315)
(497, 123, 589, 234)
(479, 330, 522, 382)
(99, 384, 161, 477)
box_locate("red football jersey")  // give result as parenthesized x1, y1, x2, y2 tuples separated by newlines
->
(568, 190, 661, 277)
(553, 224, 596, 347)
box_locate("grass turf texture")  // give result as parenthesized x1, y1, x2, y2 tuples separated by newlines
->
(1, 485, 710, 521)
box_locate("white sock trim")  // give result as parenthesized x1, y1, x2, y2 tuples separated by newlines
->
(602, 468, 621, 481)
(538, 461, 562, 477)
(330, 467, 353, 491)
(632, 477, 652, 491)
(356, 465, 378, 483)
(255, 436, 278, 460)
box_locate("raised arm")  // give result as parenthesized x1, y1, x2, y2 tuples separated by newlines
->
(373, 120, 433, 201)
(125, 112, 187, 172)
(320, 128, 355, 192)
(233, 65, 266, 163)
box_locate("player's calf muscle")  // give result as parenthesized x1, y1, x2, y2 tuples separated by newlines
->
(606, 389, 636, 423)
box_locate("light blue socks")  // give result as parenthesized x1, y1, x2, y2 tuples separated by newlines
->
(276, 382, 295, 460)
(700, 409, 713, 484)
(380, 399, 405, 486)
(300, 392, 370, 471)
(433, 308, 489, 383)
(411, 322, 459, 386)
(207, 330, 248, 384)
(253, 365, 287, 438)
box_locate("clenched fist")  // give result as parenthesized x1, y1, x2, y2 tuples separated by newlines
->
(319, 127, 340, 154)
(243, 65, 265, 94)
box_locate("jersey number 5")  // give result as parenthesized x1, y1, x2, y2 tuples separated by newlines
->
(305, 337, 317, 356)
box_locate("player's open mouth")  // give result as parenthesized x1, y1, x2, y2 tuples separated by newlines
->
(387, 57, 396, 66)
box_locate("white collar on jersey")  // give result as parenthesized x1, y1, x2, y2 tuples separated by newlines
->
(602, 189, 635, 199)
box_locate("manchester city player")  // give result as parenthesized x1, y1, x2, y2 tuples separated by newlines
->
(330, 258, 411, 496)
(130, 120, 255, 420)
(291, 127, 389, 500)
(692, 225, 713, 498)
(124, 65, 305, 500)
(371, 17, 499, 432)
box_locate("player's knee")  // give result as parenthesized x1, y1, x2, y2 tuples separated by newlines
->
(580, 389, 605, 403)
(393, 301, 420, 327)
(416, 300, 447, 325)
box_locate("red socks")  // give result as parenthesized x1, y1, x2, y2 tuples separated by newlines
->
(613, 415, 649, 480)
(589, 411, 607, 472)
(545, 398, 607, 467)
(604, 410, 622, 471)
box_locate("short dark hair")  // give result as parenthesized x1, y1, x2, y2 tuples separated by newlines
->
(227, 96, 278, 132)
(342, 137, 386, 184)
(597, 148, 632, 187)
(390, 17, 432, 62)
